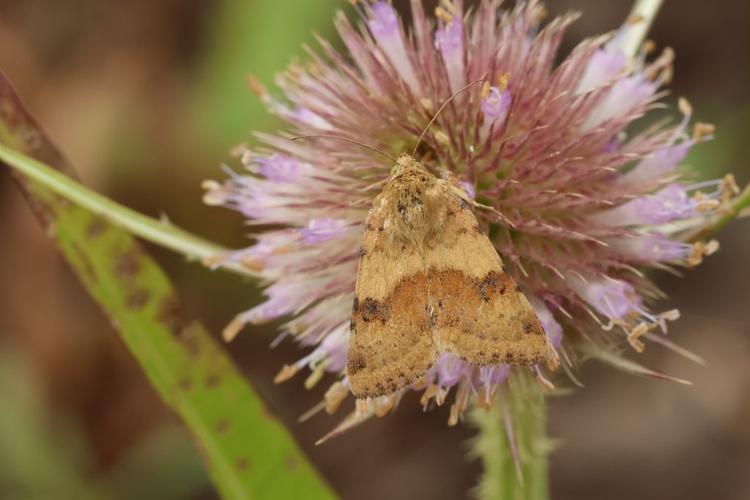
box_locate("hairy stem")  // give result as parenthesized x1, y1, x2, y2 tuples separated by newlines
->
(0, 144, 251, 276)
(470, 372, 550, 500)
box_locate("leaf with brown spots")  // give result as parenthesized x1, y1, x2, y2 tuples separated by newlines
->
(0, 71, 335, 500)
(347, 154, 556, 399)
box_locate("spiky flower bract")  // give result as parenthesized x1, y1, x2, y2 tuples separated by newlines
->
(204, 0, 734, 435)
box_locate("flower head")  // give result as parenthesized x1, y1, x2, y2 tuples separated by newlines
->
(204, 0, 733, 435)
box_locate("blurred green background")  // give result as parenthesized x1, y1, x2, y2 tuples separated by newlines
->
(0, 1, 747, 499)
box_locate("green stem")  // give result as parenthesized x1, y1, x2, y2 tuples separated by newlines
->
(0, 143, 251, 276)
(696, 184, 750, 239)
(471, 372, 550, 500)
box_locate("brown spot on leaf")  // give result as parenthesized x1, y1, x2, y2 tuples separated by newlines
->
(126, 289, 150, 310)
(205, 373, 221, 388)
(86, 217, 107, 239)
(178, 377, 193, 391)
(115, 248, 142, 278)
(181, 329, 202, 356)
(157, 295, 183, 336)
(235, 457, 250, 471)
(215, 419, 231, 434)
(284, 455, 300, 472)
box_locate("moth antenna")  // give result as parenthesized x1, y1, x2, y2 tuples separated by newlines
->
(291, 135, 397, 163)
(411, 78, 486, 157)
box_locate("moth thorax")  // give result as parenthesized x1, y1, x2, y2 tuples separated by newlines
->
(389, 171, 447, 247)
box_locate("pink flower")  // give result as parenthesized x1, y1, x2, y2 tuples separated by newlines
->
(204, 0, 732, 431)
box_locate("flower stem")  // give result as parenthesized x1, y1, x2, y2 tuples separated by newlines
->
(618, 0, 664, 60)
(470, 371, 550, 500)
(699, 183, 750, 238)
(0, 143, 249, 275)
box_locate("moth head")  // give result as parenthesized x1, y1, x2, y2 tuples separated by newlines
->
(390, 153, 427, 179)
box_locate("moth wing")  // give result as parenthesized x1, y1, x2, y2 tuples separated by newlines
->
(347, 202, 437, 399)
(426, 192, 555, 366)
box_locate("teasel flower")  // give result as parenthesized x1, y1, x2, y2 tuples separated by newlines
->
(203, 0, 737, 439)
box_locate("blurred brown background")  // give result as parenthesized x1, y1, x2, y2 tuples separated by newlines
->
(0, 1, 748, 499)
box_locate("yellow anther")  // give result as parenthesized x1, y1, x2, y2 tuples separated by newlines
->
(241, 257, 264, 272)
(721, 173, 740, 203)
(642, 39, 657, 55)
(324, 381, 349, 414)
(304, 360, 330, 389)
(201, 180, 226, 206)
(440, 0, 458, 15)
(497, 72, 511, 92)
(435, 6, 453, 23)
(481, 81, 491, 99)
(286, 321, 307, 335)
(531, 4, 548, 23)
(222, 315, 248, 342)
(274, 364, 300, 384)
(447, 383, 470, 427)
(678, 97, 693, 117)
(420, 383, 440, 407)
(374, 394, 398, 417)
(627, 323, 649, 353)
(272, 244, 297, 255)
(692, 122, 715, 142)
(688, 240, 719, 267)
(696, 199, 720, 212)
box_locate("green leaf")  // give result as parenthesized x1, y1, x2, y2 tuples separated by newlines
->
(186, 0, 345, 154)
(0, 73, 336, 500)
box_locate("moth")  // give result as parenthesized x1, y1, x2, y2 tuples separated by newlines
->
(347, 153, 556, 399)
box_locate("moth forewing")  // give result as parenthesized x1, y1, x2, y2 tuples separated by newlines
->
(347, 192, 437, 399)
(346, 154, 555, 399)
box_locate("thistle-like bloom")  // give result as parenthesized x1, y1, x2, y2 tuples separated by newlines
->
(204, 0, 735, 435)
